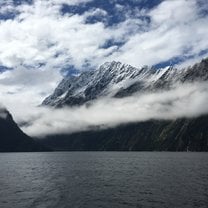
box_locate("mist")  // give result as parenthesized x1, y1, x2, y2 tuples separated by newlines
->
(10, 81, 208, 138)
(0, 108, 8, 119)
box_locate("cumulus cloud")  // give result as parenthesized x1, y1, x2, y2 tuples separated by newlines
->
(0, 0, 207, 72)
(111, 0, 208, 67)
(11, 82, 208, 137)
(0, 0, 207, 136)
(0, 65, 63, 111)
(0, 0, 120, 70)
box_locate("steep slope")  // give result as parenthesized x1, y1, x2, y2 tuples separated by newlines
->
(42, 58, 208, 107)
(40, 115, 208, 151)
(40, 57, 208, 151)
(42, 61, 142, 106)
(0, 108, 49, 152)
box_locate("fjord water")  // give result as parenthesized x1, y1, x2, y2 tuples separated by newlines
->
(0, 152, 207, 208)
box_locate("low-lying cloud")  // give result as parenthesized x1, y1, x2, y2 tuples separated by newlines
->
(11, 81, 208, 138)
(0, 0, 208, 131)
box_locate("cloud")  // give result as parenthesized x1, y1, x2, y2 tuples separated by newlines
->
(12, 81, 208, 137)
(0, 0, 207, 71)
(149, 0, 197, 24)
(111, 0, 208, 67)
(0, 0, 207, 134)
(49, 0, 93, 5)
(0, 0, 120, 70)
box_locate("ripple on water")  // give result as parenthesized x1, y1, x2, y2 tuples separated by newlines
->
(0, 152, 207, 208)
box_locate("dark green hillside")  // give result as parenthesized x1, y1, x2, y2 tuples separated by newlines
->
(0, 109, 49, 152)
(41, 115, 208, 151)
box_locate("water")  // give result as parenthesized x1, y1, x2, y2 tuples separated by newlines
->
(0, 152, 207, 208)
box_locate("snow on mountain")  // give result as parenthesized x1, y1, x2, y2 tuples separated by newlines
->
(42, 58, 208, 107)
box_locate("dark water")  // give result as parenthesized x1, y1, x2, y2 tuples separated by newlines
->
(0, 152, 207, 208)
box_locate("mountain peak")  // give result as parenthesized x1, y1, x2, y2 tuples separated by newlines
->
(42, 58, 208, 107)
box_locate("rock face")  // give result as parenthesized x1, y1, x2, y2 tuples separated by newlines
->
(0, 108, 49, 152)
(42, 58, 208, 107)
(40, 58, 208, 151)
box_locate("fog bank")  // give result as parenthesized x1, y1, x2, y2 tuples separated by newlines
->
(12, 82, 208, 137)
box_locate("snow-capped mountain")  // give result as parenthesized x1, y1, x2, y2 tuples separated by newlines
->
(40, 57, 208, 151)
(43, 58, 208, 107)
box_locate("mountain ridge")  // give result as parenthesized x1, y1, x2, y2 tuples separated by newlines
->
(42, 58, 208, 107)
(39, 57, 208, 151)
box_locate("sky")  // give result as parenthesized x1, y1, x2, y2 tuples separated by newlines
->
(0, 0, 208, 136)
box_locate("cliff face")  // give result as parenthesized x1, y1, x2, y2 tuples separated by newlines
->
(0, 109, 49, 152)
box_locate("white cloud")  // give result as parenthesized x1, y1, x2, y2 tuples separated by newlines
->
(0, 66, 62, 113)
(14, 82, 208, 137)
(49, 0, 93, 5)
(111, 0, 208, 67)
(0, 0, 207, 71)
(149, 0, 197, 25)
(0, 0, 203, 69)
(0, 0, 112, 69)
(0, 0, 207, 133)
(84, 8, 108, 18)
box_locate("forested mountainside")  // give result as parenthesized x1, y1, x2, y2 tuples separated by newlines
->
(0, 108, 49, 152)
(40, 58, 208, 151)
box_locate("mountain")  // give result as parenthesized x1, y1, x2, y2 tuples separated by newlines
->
(42, 58, 208, 107)
(0, 108, 49, 152)
(40, 58, 208, 151)
(41, 115, 208, 151)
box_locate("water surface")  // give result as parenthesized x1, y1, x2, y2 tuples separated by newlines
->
(0, 152, 207, 208)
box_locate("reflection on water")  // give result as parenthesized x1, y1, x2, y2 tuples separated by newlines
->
(0, 152, 208, 208)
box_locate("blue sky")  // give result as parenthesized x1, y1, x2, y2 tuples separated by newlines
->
(61, 0, 161, 25)
(0, 0, 207, 72)
(0, 0, 208, 136)
(0, 0, 208, 115)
